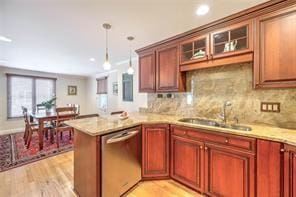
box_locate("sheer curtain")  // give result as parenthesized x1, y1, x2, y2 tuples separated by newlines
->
(7, 74, 56, 118)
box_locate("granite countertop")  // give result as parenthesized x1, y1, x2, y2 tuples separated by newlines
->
(66, 112, 296, 146)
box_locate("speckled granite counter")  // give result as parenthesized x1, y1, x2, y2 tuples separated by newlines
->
(66, 112, 296, 146)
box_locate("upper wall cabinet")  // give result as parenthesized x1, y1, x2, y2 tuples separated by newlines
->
(156, 44, 186, 92)
(180, 34, 210, 65)
(254, 5, 296, 88)
(180, 20, 254, 71)
(210, 20, 253, 59)
(138, 50, 156, 92)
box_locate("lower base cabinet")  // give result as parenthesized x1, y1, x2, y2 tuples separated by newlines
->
(171, 135, 204, 192)
(170, 125, 255, 197)
(284, 144, 296, 197)
(142, 124, 170, 179)
(204, 143, 255, 197)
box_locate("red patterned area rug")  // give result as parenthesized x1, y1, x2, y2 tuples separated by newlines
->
(0, 132, 73, 172)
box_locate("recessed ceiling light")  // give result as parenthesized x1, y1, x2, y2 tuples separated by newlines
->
(0, 35, 12, 42)
(89, 58, 96, 62)
(196, 5, 210, 16)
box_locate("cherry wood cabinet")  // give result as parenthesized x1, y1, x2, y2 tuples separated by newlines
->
(156, 44, 186, 92)
(284, 144, 296, 197)
(257, 140, 283, 196)
(170, 135, 204, 192)
(180, 34, 210, 65)
(138, 50, 156, 92)
(204, 143, 255, 197)
(142, 124, 170, 179)
(254, 5, 296, 88)
(170, 125, 255, 196)
(210, 20, 253, 60)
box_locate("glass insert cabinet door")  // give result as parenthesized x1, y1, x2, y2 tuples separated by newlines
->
(210, 20, 253, 58)
(180, 35, 209, 64)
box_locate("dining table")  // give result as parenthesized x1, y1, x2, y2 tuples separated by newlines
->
(30, 111, 77, 150)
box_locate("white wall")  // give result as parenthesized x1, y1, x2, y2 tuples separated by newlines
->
(85, 59, 148, 115)
(0, 66, 88, 133)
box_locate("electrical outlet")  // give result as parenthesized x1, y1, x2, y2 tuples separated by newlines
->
(157, 94, 163, 98)
(261, 102, 280, 113)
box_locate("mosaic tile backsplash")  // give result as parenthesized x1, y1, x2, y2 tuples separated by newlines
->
(146, 63, 296, 127)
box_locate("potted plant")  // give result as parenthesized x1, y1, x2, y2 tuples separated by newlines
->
(37, 97, 57, 113)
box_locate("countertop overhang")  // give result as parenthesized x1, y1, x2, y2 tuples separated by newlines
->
(66, 112, 296, 146)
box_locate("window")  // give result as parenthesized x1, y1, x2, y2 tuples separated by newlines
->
(122, 73, 133, 102)
(96, 77, 108, 111)
(7, 74, 56, 118)
(97, 77, 108, 94)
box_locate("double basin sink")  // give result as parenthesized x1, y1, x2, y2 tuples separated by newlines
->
(178, 118, 252, 131)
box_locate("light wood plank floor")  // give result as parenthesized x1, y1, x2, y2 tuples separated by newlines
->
(0, 151, 202, 197)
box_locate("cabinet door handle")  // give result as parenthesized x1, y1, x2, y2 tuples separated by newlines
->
(205, 147, 208, 151)
(200, 146, 203, 150)
(206, 55, 209, 60)
(183, 131, 186, 135)
(280, 148, 286, 153)
(210, 54, 213, 60)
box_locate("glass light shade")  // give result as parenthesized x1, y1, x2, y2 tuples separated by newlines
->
(196, 5, 210, 16)
(127, 67, 134, 75)
(103, 60, 111, 70)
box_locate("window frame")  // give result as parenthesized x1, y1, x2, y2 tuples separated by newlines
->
(122, 73, 133, 102)
(6, 73, 57, 119)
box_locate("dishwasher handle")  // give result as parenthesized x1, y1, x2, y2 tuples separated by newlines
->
(106, 130, 139, 144)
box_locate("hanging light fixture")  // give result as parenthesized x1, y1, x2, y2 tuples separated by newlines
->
(127, 36, 135, 75)
(102, 23, 112, 70)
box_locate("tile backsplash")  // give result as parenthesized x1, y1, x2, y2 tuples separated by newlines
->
(146, 63, 296, 127)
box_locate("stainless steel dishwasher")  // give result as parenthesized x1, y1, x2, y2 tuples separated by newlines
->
(101, 126, 141, 197)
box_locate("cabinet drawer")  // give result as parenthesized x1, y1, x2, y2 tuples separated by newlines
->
(172, 125, 255, 152)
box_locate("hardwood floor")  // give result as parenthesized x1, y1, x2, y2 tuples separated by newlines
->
(0, 151, 201, 197)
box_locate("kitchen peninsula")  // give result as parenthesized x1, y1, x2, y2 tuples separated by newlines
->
(67, 112, 296, 197)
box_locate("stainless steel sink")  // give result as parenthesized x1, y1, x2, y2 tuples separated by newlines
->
(178, 118, 252, 131)
(178, 118, 220, 127)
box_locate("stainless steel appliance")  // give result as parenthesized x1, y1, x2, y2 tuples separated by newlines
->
(101, 126, 141, 197)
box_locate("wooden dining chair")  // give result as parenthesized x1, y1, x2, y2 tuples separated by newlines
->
(67, 104, 80, 115)
(54, 107, 76, 148)
(24, 111, 52, 149)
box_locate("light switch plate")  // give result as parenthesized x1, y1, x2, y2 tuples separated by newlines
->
(261, 102, 280, 113)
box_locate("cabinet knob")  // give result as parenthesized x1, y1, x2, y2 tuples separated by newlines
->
(225, 139, 229, 143)
(280, 148, 286, 153)
(183, 131, 186, 135)
(200, 146, 203, 149)
(205, 147, 208, 151)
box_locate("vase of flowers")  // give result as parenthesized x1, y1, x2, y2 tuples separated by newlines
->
(37, 97, 57, 114)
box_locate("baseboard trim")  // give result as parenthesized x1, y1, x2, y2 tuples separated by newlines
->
(0, 128, 24, 135)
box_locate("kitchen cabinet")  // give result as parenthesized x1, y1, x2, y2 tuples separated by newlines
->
(257, 140, 283, 196)
(156, 44, 186, 92)
(142, 124, 170, 179)
(254, 5, 296, 88)
(138, 50, 156, 92)
(284, 144, 296, 197)
(170, 135, 204, 192)
(180, 20, 253, 71)
(170, 125, 255, 196)
(180, 34, 210, 65)
(204, 143, 255, 197)
(210, 20, 253, 59)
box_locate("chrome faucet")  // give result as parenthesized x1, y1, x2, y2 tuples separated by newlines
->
(219, 101, 232, 125)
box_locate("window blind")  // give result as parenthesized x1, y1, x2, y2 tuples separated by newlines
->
(7, 74, 56, 118)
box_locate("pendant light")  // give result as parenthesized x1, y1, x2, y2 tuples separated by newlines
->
(127, 36, 134, 75)
(102, 23, 112, 70)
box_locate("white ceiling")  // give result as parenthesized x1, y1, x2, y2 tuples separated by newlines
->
(0, 0, 268, 76)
